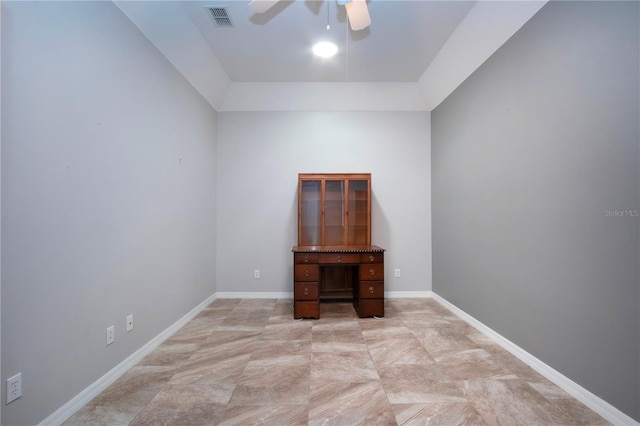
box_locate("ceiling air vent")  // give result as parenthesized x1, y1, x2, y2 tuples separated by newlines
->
(207, 7, 233, 27)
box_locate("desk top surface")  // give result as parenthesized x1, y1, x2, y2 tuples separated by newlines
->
(292, 245, 385, 253)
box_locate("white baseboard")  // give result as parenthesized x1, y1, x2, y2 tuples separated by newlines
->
(215, 291, 293, 299)
(386, 291, 432, 298)
(39, 293, 217, 426)
(429, 292, 639, 426)
(215, 291, 433, 299)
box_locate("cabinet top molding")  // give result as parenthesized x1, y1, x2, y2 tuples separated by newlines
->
(298, 173, 371, 180)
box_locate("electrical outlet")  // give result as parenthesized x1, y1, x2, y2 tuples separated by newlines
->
(254, 269, 260, 279)
(106, 326, 115, 345)
(6, 373, 22, 404)
(394, 269, 401, 278)
(126, 314, 134, 332)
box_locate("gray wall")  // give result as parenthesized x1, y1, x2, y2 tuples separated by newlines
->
(1, 2, 217, 425)
(432, 1, 639, 421)
(216, 112, 431, 295)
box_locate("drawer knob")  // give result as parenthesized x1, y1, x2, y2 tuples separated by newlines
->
(337, 255, 342, 262)
(304, 288, 309, 295)
(369, 255, 374, 262)
(369, 269, 375, 276)
(304, 256, 309, 263)
(369, 286, 375, 294)
(304, 270, 310, 277)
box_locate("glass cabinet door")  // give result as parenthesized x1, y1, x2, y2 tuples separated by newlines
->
(324, 180, 345, 245)
(300, 180, 321, 245)
(348, 179, 370, 245)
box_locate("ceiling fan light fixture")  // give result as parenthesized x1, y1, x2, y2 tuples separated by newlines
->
(312, 41, 338, 58)
(345, 0, 371, 31)
(248, 0, 280, 14)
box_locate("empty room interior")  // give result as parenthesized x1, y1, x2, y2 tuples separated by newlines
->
(1, 0, 639, 425)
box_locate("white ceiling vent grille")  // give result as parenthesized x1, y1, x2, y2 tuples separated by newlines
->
(207, 7, 233, 27)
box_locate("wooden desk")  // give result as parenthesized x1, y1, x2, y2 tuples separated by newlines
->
(292, 245, 385, 319)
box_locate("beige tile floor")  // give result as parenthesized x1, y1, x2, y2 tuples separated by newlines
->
(64, 298, 609, 425)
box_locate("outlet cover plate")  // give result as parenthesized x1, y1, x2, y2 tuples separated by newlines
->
(6, 373, 22, 404)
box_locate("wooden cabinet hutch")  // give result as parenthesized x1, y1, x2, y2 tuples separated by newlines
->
(292, 173, 385, 319)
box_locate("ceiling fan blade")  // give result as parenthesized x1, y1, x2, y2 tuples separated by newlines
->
(345, 0, 371, 31)
(249, 0, 281, 14)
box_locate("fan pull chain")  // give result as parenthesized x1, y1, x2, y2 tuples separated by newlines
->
(326, 1, 330, 30)
(345, 17, 350, 81)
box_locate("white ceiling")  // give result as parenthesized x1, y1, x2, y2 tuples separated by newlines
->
(114, 0, 548, 111)
(183, 0, 475, 82)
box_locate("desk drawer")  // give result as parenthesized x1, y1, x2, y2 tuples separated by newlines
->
(294, 253, 319, 264)
(318, 253, 360, 264)
(359, 264, 384, 281)
(294, 282, 318, 301)
(294, 264, 319, 281)
(294, 301, 319, 319)
(360, 253, 383, 264)
(358, 281, 384, 299)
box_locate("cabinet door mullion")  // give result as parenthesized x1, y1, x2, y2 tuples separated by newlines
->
(344, 179, 350, 246)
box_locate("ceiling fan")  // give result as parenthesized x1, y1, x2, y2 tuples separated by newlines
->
(248, 0, 371, 31)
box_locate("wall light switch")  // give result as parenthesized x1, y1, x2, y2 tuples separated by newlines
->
(106, 326, 115, 345)
(126, 314, 134, 332)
